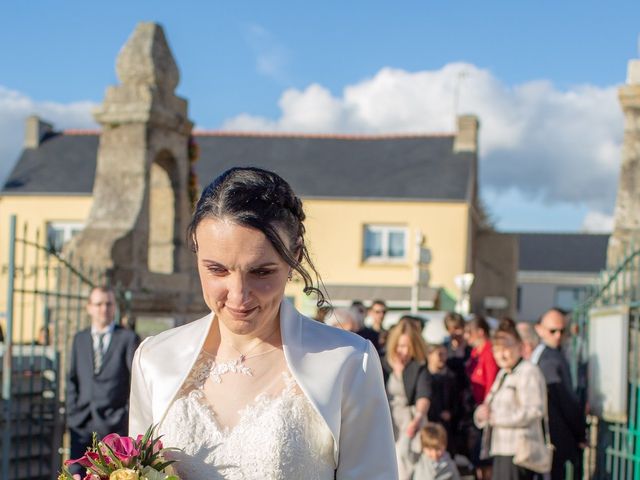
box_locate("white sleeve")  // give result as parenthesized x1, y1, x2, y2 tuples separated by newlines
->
(128, 337, 153, 437)
(336, 341, 399, 480)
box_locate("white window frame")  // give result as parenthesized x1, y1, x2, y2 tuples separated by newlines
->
(363, 225, 409, 263)
(46, 221, 84, 253)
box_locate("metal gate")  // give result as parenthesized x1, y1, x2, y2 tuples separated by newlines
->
(0, 216, 125, 480)
(572, 242, 640, 479)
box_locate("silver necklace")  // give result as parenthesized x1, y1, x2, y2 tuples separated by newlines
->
(208, 327, 279, 384)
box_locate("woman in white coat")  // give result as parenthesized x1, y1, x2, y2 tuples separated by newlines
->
(129, 167, 398, 480)
(474, 319, 549, 480)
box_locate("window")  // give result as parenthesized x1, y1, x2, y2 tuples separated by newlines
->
(46, 221, 84, 253)
(363, 225, 408, 262)
(554, 287, 587, 311)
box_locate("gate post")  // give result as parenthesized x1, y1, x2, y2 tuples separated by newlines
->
(2, 215, 16, 479)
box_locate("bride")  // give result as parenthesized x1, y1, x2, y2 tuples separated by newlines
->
(129, 167, 398, 479)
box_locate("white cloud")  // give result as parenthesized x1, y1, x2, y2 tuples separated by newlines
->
(581, 211, 615, 233)
(0, 85, 97, 184)
(244, 24, 291, 84)
(222, 63, 623, 215)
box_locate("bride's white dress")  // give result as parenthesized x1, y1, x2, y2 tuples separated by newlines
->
(159, 349, 335, 479)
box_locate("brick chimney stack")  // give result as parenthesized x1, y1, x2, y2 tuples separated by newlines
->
(24, 115, 53, 149)
(453, 114, 479, 153)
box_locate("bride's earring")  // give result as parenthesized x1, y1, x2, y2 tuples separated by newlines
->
(287, 270, 293, 281)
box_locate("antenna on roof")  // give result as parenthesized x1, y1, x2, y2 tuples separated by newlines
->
(453, 69, 468, 127)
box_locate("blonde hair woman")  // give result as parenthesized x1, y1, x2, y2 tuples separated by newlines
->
(382, 317, 432, 480)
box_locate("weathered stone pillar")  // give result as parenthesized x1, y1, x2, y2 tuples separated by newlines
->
(608, 57, 640, 267)
(67, 22, 204, 318)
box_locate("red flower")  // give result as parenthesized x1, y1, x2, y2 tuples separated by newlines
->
(102, 433, 140, 464)
(64, 451, 99, 468)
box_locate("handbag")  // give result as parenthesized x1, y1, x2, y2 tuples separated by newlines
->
(513, 413, 554, 474)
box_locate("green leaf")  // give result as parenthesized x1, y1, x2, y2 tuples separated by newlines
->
(153, 460, 176, 471)
(86, 454, 112, 476)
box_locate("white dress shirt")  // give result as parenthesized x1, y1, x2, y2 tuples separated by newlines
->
(91, 322, 115, 356)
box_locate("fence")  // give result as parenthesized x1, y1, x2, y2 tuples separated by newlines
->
(0, 216, 128, 480)
(572, 240, 640, 479)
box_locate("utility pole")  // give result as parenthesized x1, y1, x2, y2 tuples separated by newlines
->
(411, 231, 431, 314)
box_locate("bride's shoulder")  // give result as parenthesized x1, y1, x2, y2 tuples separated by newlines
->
(136, 312, 212, 356)
(298, 313, 370, 354)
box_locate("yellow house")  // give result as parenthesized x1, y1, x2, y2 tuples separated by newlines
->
(0, 114, 482, 327)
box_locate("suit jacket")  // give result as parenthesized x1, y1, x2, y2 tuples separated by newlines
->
(381, 358, 432, 406)
(66, 325, 140, 436)
(536, 346, 586, 462)
(129, 299, 398, 480)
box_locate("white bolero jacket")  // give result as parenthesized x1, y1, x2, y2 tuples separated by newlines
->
(129, 298, 398, 479)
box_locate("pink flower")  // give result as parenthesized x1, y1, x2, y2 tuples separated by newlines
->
(64, 451, 100, 468)
(102, 433, 140, 465)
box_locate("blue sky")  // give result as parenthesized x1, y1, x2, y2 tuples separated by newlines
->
(2, 0, 639, 231)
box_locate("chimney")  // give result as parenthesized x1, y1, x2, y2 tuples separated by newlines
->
(453, 114, 479, 153)
(24, 115, 53, 149)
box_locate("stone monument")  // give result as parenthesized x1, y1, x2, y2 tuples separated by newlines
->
(608, 52, 640, 267)
(67, 22, 206, 323)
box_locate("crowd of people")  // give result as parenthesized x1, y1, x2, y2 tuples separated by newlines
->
(318, 301, 587, 480)
(62, 167, 587, 480)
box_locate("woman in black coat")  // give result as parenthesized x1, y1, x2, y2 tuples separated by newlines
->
(382, 317, 432, 480)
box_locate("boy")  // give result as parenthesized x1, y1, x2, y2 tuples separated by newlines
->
(399, 422, 461, 480)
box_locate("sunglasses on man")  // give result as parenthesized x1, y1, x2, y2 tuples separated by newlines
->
(547, 327, 565, 335)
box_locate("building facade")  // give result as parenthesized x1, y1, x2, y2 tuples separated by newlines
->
(516, 232, 609, 322)
(0, 22, 516, 342)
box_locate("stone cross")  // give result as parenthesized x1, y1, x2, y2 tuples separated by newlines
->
(607, 52, 640, 267)
(66, 22, 205, 321)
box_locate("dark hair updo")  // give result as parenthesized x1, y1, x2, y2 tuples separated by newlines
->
(187, 166, 326, 305)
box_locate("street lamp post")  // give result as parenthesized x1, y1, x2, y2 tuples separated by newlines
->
(454, 273, 475, 316)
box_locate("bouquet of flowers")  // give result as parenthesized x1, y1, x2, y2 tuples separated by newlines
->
(58, 425, 181, 480)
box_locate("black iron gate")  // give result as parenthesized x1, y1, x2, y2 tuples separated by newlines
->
(0, 215, 125, 480)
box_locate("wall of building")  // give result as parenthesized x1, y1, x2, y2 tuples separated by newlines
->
(285, 198, 471, 312)
(471, 231, 518, 318)
(0, 195, 472, 327)
(0, 195, 93, 340)
(517, 272, 599, 322)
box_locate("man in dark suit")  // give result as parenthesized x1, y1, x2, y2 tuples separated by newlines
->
(66, 286, 139, 474)
(533, 308, 586, 480)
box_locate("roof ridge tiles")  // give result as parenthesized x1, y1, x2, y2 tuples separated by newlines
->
(61, 129, 455, 140)
(192, 130, 454, 139)
(62, 129, 101, 135)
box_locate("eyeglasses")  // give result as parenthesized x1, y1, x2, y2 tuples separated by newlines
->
(547, 327, 565, 335)
(90, 301, 115, 308)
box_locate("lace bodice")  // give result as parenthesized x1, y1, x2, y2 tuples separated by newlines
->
(159, 351, 335, 480)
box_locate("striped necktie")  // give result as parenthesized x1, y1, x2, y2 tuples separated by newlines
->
(94, 333, 105, 375)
